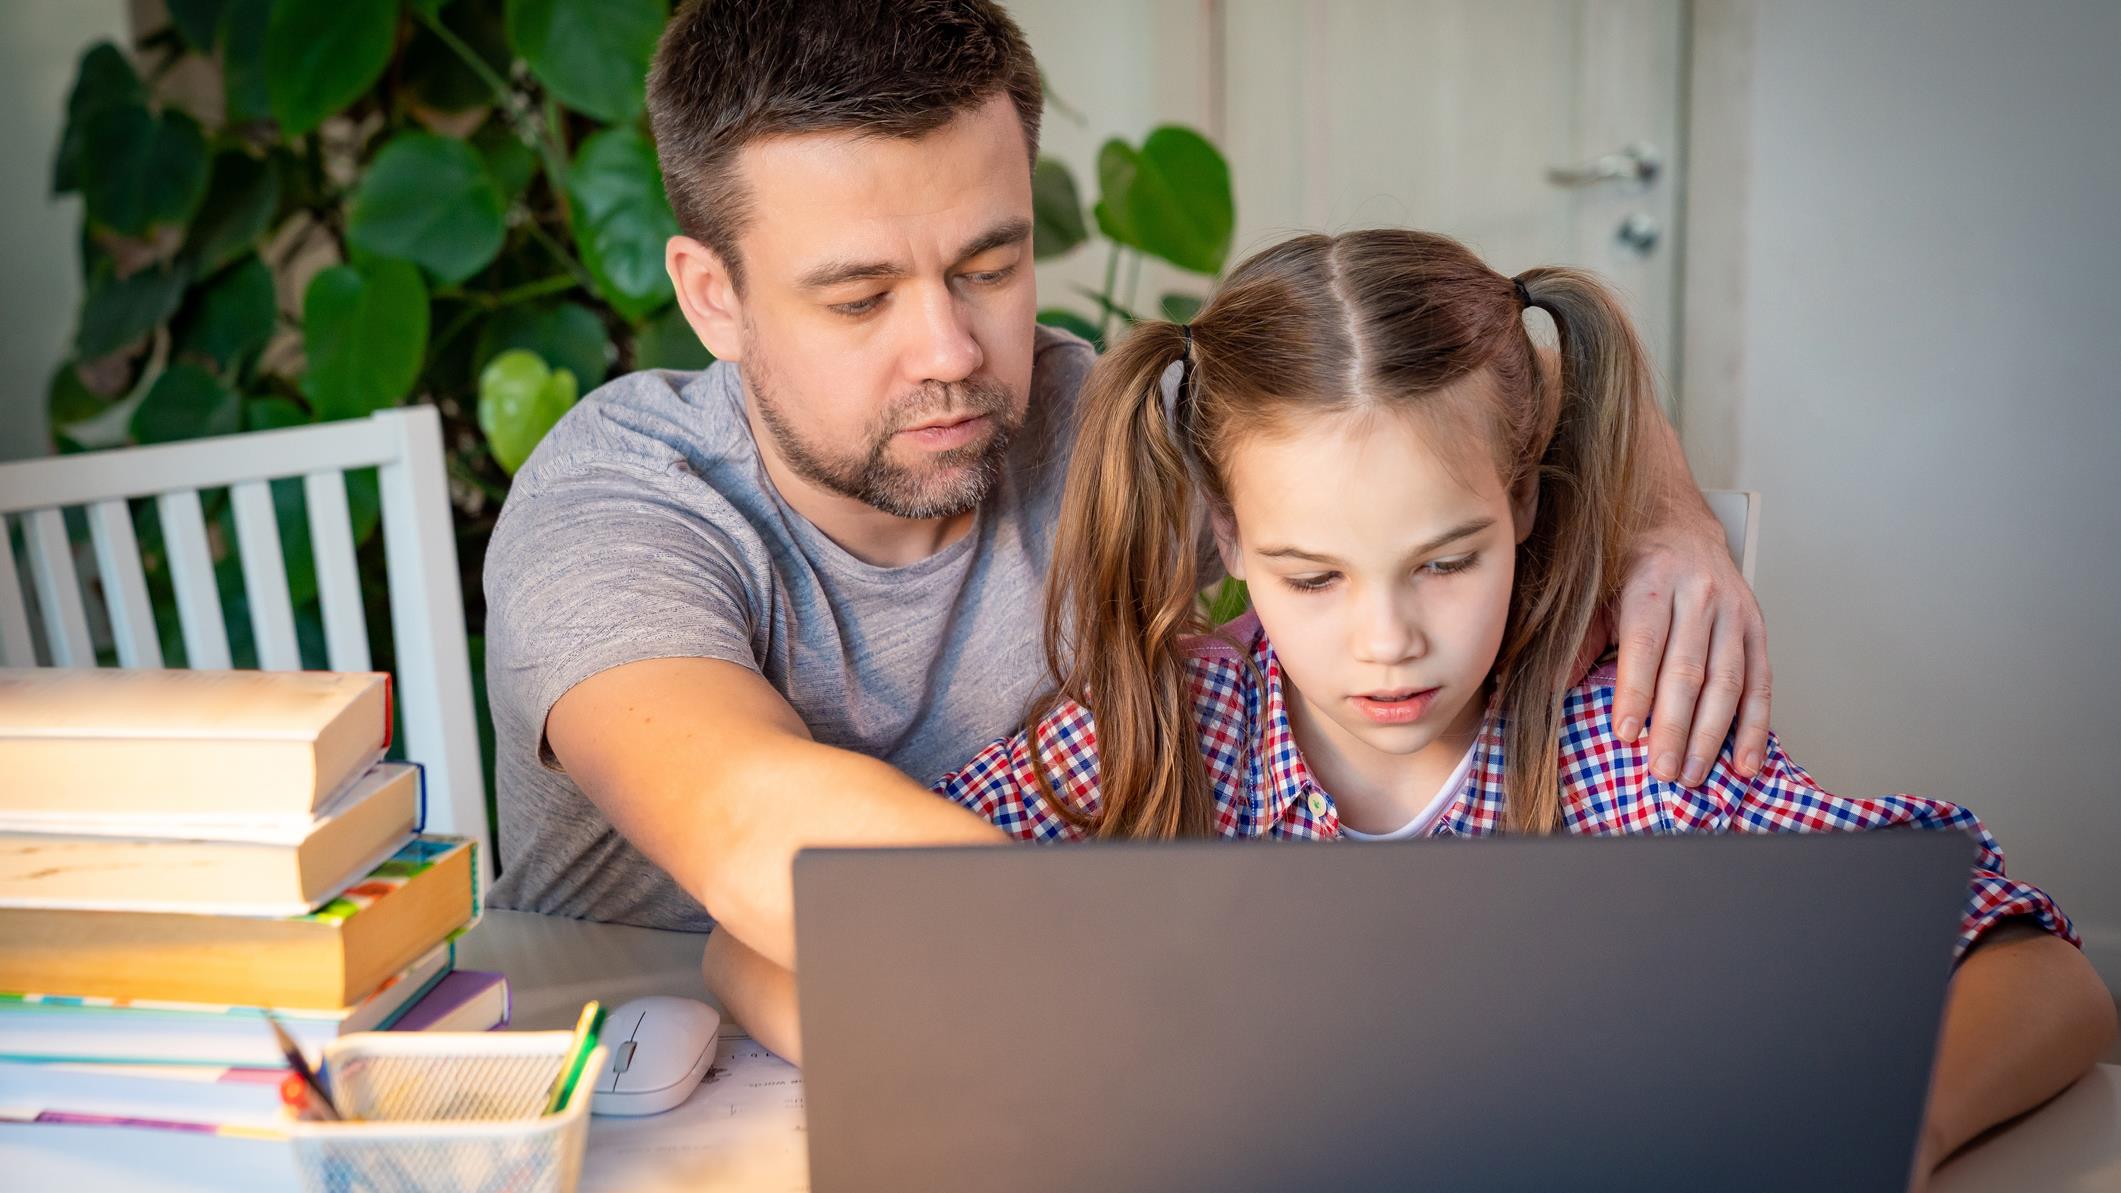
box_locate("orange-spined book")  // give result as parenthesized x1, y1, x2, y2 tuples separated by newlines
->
(0, 837, 475, 1010)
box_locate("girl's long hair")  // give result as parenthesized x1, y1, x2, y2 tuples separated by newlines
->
(1031, 229, 1657, 836)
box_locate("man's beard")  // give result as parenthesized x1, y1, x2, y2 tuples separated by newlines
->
(744, 345, 1021, 521)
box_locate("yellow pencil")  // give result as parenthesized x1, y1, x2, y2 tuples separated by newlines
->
(541, 1000, 604, 1115)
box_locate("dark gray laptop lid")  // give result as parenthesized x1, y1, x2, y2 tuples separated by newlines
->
(795, 831, 1975, 1193)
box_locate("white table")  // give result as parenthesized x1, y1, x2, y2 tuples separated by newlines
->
(7, 909, 2116, 1190)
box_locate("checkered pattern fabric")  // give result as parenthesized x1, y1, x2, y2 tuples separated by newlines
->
(933, 613, 2076, 960)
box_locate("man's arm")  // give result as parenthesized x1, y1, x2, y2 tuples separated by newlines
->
(1916, 923, 2117, 1178)
(546, 656, 1004, 969)
(704, 928, 804, 1065)
(1609, 399, 1774, 787)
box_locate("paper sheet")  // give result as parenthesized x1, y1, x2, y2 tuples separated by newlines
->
(580, 1031, 809, 1192)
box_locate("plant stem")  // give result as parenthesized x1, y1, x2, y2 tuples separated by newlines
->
(525, 221, 595, 291)
(1095, 242, 1121, 341)
(1123, 251, 1144, 322)
(413, 8, 572, 211)
(488, 274, 578, 307)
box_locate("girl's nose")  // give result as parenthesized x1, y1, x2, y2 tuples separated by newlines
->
(1354, 592, 1425, 667)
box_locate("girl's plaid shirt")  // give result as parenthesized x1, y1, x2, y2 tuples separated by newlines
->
(934, 614, 2074, 961)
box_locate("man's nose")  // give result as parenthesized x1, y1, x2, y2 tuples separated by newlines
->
(902, 283, 983, 384)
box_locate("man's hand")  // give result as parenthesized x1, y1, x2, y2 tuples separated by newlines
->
(1610, 511, 1772, 787)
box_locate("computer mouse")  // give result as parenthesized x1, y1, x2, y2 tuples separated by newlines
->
(589, 995, 722, 1116)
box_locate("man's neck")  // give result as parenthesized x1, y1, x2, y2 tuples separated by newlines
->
(747, 409, 976, 569)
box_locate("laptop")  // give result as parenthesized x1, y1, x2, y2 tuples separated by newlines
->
(793, 831, 1975, 1193)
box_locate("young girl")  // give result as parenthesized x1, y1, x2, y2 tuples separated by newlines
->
(707, 230, 2113, 1178)
(933, 228, 2112, 1174)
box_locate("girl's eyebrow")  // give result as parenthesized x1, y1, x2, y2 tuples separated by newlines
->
(1256, 517, 1495, 566)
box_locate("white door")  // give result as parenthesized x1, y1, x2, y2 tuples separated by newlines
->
(1016, 0, 1687, 393)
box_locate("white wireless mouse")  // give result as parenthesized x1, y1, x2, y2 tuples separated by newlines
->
(589, 995, 722, 1116)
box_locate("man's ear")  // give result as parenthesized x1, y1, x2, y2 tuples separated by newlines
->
(666, 234, 746, 361)
(1510, 470, 1539, 545)
(1210, 509, 1246, 581)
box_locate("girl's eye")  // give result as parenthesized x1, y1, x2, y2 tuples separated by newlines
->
(1282, 573, 1340, 594)
(1422, 553, 1478, 577)
(830, 294, 886, 317)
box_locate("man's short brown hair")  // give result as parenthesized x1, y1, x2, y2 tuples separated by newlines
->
(647, 0, 1044, 288)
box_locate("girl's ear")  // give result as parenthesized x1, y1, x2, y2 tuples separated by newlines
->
(1510, 470, 1539, 545)
(1210, 509, 1247, 580)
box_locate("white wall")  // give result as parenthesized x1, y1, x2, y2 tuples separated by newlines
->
(0, 3, 129, 463)
(1686, 0, 2121, 985)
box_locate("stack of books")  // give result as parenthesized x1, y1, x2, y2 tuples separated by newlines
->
(0, 668, 504, 1133)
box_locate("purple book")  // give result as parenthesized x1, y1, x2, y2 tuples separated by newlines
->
(387, 971, 510, 1033)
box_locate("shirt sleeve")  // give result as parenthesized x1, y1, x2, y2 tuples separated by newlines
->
(484, 461, 762, 775)
(1664, 729, 2078, 962)
(931, 699, 1103, 842)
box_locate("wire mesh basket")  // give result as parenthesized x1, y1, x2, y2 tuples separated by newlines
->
(285, 1030, 605, 1193)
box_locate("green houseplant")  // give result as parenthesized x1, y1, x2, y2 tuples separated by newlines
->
(41, 0, 1246, 802)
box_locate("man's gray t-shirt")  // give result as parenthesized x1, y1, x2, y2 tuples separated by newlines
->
(483, 325, 1094, 929)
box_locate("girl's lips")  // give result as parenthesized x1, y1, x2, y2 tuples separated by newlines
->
(1349, 688, 1440, 725)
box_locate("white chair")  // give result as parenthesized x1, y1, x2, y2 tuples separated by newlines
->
(0, 407, 491, 888)
(1703, 489, 1760, 583)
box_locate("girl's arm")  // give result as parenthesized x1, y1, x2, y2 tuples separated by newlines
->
(702, 927, 804, 1066)
(1917, 922, 2117, 1175)
(932, 701, 1104, 841)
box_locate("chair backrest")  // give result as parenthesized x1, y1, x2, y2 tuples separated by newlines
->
(0, 407, 491, 888)
(1702, 489, 1760, 583)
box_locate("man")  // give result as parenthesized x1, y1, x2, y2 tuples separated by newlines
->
(485, 0, 1769, 994)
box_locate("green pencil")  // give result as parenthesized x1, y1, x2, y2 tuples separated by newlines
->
(542, 1000, 605, 1115)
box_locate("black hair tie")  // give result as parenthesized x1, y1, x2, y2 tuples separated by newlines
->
(1512, 277, 1533, 310)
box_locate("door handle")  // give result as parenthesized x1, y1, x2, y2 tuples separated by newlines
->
(1546, 142, 1661, 188)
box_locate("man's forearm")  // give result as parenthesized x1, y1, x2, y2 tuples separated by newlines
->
(699, 740, 1005, 968)
(1638, 397, 1719, 536)
(1921, 927, 2116, 1167)
(704, 928, 804, 1065)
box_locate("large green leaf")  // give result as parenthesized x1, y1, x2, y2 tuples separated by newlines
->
(264, 0, 398, 137)
(473, 117, 535, 203)
(131, 363, 242, 444)
(476, 301, 610, 389)
(347, 132, 507, 285)
(168, 0, 228, 52)
(182, 150, 281, 274)
(176, 254, 279, 371)
(1036, 307, 1102, 351)
(219, 0, 272, 124)
(477, 348, 578, 474)
(48, 361, 113, 428)
(505, 0, 663, 123)
(301, 258, 430, 421)
(568, 128, 678, 321)
(79, 107, 209, 236)
(52, 42, 144, 195)
(1092, 126, 1235, 276)
(245, 395, 309, 431)
(1032, 157, 1088, 261)
(76, 264, 189, 359)
(632, 304, 713, 371)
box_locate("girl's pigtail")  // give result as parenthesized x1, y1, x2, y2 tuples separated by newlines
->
(1028, 322, 1216, 838)
(1497, 268, 1658, 833)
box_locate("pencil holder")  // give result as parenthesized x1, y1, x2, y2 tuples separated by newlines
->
(285, 1030, 605, 1193)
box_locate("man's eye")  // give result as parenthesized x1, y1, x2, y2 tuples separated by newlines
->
(831, 294, 886, 317)
(964, 266, 1016, 286)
